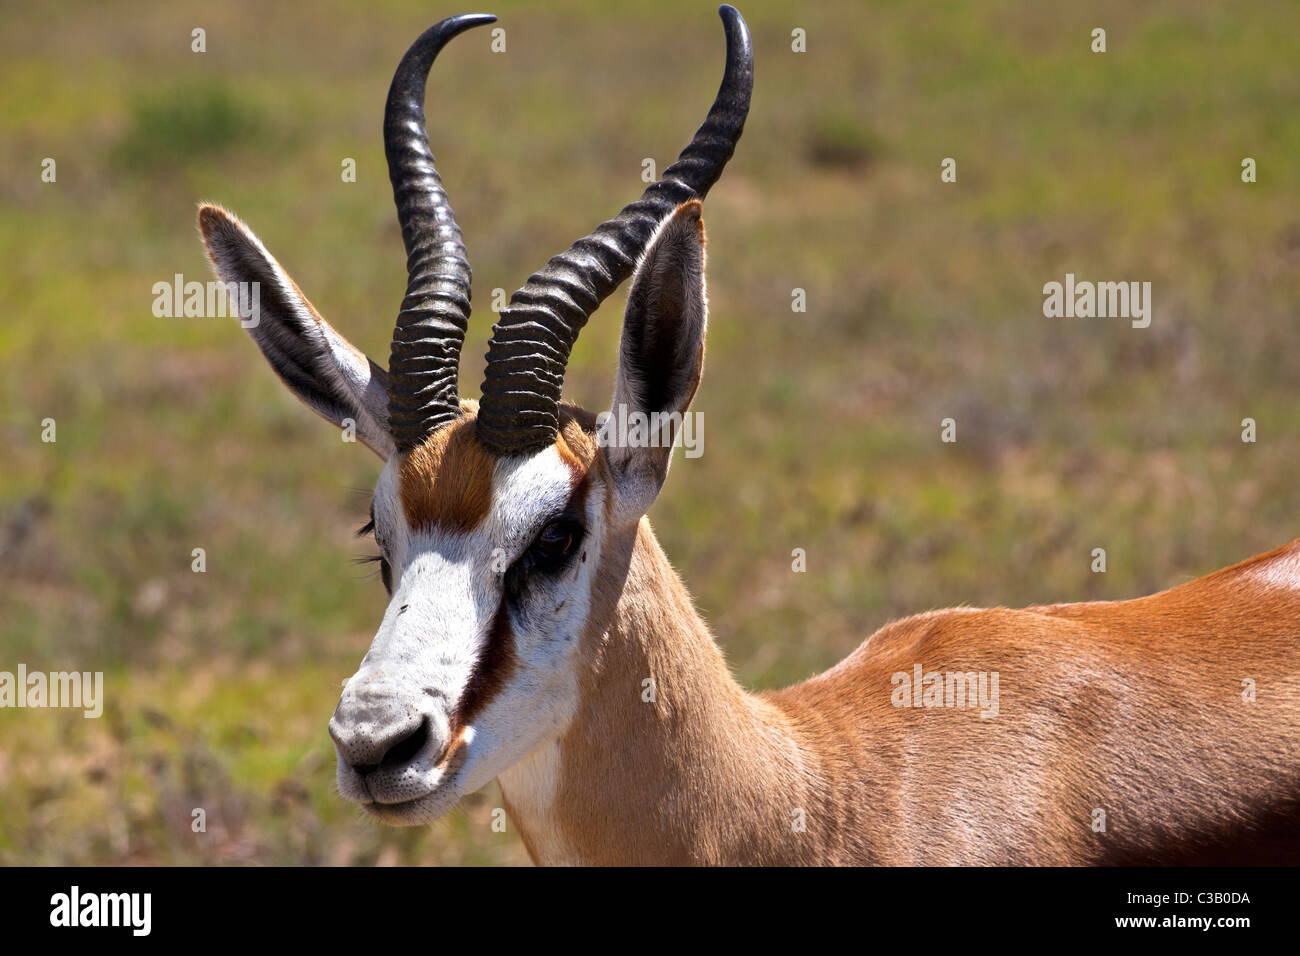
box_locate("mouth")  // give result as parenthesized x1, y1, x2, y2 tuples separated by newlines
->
(339, 728, 471, 826)
(359, 783, 460, 826)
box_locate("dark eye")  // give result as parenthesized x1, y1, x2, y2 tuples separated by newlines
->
(527, 519, 584, 571)
(356, 513, 392, 595)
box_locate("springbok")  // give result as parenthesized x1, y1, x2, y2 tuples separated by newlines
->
(199, 7, 1300, 865)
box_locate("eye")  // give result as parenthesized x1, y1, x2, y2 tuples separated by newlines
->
(527, 518, 584, 572)
(356, 511, 392, 595)
(355, 552, 392, 595)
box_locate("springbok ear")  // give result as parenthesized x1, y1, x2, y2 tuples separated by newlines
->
(601, 200, 707, 526)
(198, 204, 395, 459)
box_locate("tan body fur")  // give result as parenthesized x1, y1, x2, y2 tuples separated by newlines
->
(195, 11, 1300, 861)
(496, 420, 1300, 865)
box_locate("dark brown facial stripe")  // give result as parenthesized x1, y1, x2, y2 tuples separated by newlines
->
(452, 601, 516, 729)
(449, 471, 592, 732)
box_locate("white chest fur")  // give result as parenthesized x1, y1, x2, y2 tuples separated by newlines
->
(496, 736, 582, 866)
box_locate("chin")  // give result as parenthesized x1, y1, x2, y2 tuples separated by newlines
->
(360, 786, 463, 827)
(336, 754, 469, 827)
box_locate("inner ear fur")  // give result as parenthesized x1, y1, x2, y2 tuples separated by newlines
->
(602, 200, 709, 524)
(198, 203, 395, 459)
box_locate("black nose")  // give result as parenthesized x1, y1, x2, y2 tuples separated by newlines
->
(329, 711, 433, 776)
(354, 717, 431, 776)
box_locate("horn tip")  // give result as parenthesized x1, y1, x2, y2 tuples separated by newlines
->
(432, 13, 497, 43)
(718, 5, 751, 46)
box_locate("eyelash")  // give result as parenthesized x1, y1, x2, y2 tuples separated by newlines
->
(355, 518, 392, 594)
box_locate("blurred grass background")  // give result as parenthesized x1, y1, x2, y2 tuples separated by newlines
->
(2, 0, 1299, 864)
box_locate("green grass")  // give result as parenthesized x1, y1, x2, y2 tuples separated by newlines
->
(2, 0, 1300, 864)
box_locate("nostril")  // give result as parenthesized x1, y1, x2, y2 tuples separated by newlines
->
(334, 708, 438, 778)
(378, 716, 430, 771)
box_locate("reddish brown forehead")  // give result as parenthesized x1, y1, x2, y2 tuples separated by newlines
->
(398, 405, 600, 533)
(399, 416, 495, 533)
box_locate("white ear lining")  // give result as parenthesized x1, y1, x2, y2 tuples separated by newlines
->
(198, 204, 396, 459)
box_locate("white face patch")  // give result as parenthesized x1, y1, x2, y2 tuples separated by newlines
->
(330, 443, 605, 826)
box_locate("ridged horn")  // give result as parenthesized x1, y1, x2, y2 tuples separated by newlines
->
(476, 4, 753, 455)
(384, 13, 496, 453)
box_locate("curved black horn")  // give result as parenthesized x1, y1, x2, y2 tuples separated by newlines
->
(385, 13, 496, 453)
(476, 4, 753, 455)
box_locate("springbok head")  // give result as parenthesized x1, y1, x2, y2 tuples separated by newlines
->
(198, 8, 752, 824)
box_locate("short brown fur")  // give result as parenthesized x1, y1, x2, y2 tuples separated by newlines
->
(400, 402, 599, 533)
(478, 400, 1300, 864)
(399, 401, 497, 533)
(398, 408, 1300, 865)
